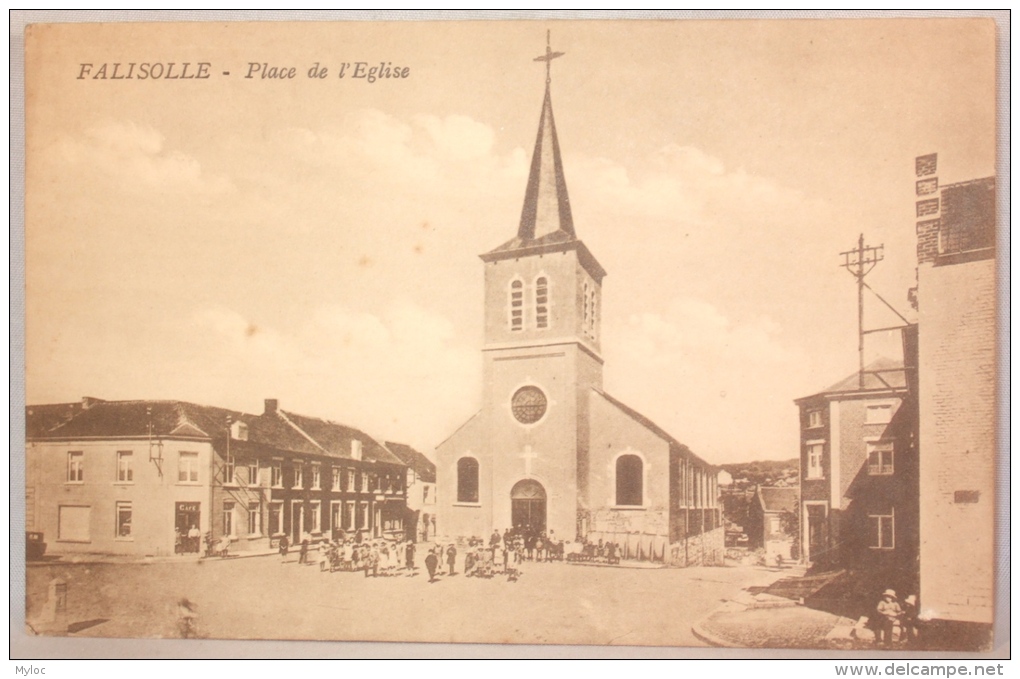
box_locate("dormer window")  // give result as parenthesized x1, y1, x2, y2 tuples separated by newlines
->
(351, 439, 363, 461)
(509, 279, 524, 332)
(230, 420, 248, 441)
(535, 276, 549, 329)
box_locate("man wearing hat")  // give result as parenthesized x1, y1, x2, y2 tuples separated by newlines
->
(875, 589, 903, 646)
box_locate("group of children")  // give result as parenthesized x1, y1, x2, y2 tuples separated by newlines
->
(873, 588, 919, 647)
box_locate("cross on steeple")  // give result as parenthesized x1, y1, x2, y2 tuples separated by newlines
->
(533, 29, 565, 85)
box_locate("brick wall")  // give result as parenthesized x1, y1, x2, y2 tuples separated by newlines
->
(918, 257, 995, 624)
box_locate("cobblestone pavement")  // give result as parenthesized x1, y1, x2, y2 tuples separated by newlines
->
(25, 556, 781, 647)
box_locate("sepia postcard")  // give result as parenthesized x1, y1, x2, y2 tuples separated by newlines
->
(16, 15, 1005, 658)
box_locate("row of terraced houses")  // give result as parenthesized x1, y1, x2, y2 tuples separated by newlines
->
(25, 397, 436, 557)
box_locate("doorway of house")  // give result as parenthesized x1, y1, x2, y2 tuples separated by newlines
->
(175, 502, 201, 553)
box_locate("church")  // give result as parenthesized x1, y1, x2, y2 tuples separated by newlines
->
(435, 41, 722, 566)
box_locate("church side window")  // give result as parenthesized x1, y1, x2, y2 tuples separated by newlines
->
(615, 454, 643, 506)
(509, 279, 524, 332)
(535, 276, 549, 329)
(582, 280, 598, 340)
(457, 457, 479, 503)
(583, 282, 590, 331)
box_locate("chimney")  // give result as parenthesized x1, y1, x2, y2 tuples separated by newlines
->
(264, 399, 278, 415)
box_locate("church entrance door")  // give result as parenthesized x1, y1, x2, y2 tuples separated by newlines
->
(510, 479, 546, 534)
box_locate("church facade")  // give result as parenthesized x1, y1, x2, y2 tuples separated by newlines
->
(435, 55, 721, 565)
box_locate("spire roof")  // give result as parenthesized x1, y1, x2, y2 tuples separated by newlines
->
(517, 82, 575, 242)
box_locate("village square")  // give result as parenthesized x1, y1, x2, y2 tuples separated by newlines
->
(21, 21, 998, 653)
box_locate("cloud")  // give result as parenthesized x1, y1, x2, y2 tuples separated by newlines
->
(52, 120, 233, 194)
(190, 302, 480, 452)
(602, 296, 803, 463)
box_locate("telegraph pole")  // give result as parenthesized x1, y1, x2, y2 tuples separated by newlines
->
(840, 234, 884, 388)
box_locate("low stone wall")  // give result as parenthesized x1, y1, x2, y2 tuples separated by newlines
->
(668, 527, 725, 567)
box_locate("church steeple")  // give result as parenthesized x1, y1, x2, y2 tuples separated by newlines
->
(518, 31, 573, 242)
(481, 32, 604, 286)
(518, 81, 574, 241)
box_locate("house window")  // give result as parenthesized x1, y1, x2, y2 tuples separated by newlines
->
(356, 502, 368, 530)
(310, 501, 322, 533)
(311, 464, 321, 490)
(347, 469, 356, 492)
(768, 515, 781, 535)
(535, 276, 549, 329)
(382, 475, 392, 494)
(866, 403, 894, 425)
(116, 502, 133, 538)
(360, 472, 369, 494)
(457, 457, 479, 503)
(423, 485, 431, 504)
(178, 452, 199, 483)
(345, 501, 356, 530)
(223, 457, 236, 485)
(271, 460, 283, 488)
(589, 288, 598, 340)
(268, 502, 282, 536)
(806, 443, 824, 479)
(223, 501, 235, 537)
(247, 460, 260, 486)
(807, 409, 823, 429)
(293, 463, 304, 489)
(509, 279, 524, 331)
(247, 502, 261, 536)
(331, 502, 342, 533)
(867, 442, 894, 475)
(869, 510, 895, 549)
(615, 454, 643, 506)
(67, 451, 84, 483)
(332, 466, 342, 491)
(116, 451, 133, 482)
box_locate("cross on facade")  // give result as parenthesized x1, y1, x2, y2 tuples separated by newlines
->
(520, 445, 538, 476)
(533, 29, 565, 84)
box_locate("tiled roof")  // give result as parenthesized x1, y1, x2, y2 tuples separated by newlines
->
(280, 410, 402, 465)
(818, 357, 907, 395)
(27, 397, 405, 466)
(385, 441, 436, 483)
(25, 401, 86, 438)
(593, 389, 714, 470)
(757, 485, 799, 514)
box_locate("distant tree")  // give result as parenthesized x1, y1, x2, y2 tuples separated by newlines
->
(779, 509, 801, 560)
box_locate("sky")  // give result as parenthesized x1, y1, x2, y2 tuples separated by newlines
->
(23, 19, 996, 464)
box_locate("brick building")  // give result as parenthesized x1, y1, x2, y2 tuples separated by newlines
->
(794, 355, 919, 594)
(913, 157, 995, 630)
(26, 397, 409, 556)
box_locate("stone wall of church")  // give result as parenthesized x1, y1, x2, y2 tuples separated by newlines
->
(668, 526, 725, 567)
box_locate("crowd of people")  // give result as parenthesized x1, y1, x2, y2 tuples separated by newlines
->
(274, 526, 591, 584)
